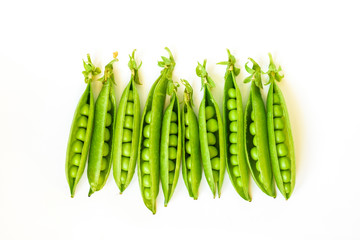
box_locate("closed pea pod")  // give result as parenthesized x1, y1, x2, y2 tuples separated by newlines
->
(197, 60, 225, 198)
(65, 54, 101, 197)
(87, 53, 118, 196)
(137, 48, 176, 214)
(265, 53, 295, 199)
(112, 50, 142, 194)
(218, 50, 250, 201)
(243, 57, 276, 197)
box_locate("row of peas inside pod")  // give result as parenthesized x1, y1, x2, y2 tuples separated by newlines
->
(65, 48, 295, 214)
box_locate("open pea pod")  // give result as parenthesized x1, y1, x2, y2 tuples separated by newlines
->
(160, 82, 182, 206)
(112, 50, 142, 194)
(244, 58, 276, 198)
(181, 79, 202, 200)
(87, 53, 118, 196)
(265, 53, 295, 199)
(66, 54, 101, 197)
(218, 50, 250, 201)
(197, 60, 226, 198)
(138, 48, 176, 214)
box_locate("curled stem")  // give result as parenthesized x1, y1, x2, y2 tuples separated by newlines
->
(82, 54, 101, 83)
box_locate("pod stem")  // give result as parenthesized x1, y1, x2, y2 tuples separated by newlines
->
(265, 53, 284, 85)
(181, 79, 194, 107)
(196, 59, 215, 90)
(82, 54, 101, 83)
(158, 47, 176, 79)
(98, 52, 119, 85)
(243, 57, 263, 88)
(128, 49, 142, 85)
(217, 49, 240, 79)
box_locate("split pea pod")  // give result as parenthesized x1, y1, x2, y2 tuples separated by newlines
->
(65, 54, 101, 197)
(138, 48, 175, 214)
(218, 50, 250, 201)
(181, 79, 202, 200)
(243, 58, 276, 197)
(87, 53, 118, 196)
(265, 54, 295, 199)
(197, 60, 225, 198)
(112, 50, 142, 194)
(160, 82, 181, 206)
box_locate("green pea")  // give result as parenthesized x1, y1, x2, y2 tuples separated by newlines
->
(145, 111, 152, 124)
(72, 140, 83, 153)
(230, 121, 238, 132)
(273, 93, 280, 104)
(205, 106, 215, 120)
(104, 128, 111, 141)
(168, 147, 177, 160)
(211, 157, 220, 170)
(69, 166, 78, 178)
(230, 155, 238, 165)
(124, 116, 133, 129)
(229, 144, 237, 155)
(251, 111, 255, 121)
(250, 147, 258, 160)
(185, 113, 189, 125)
(279, 157, 290, 170)
(207, 132, 217, 145)
(212, 170, 219, 182)
(258, 173, 264, 183)
(229, 110, 237, 121)
(275, 130, 285, 143)
(80, 104, 90, 116)
(169, 172, 174, 183)
(144, 187, 151, 199)
(128, 90, 134, 101)
(122, 157, 130, 171)
(126, 102, 134, 115)
(185, 127, 190, 139)
(142, 147, 150, 161)
(142, 162, 150, 174)
(107, 100, 112, 111)
(253, 135, 258, 146)
(169, 134, 177, 147)
(143, 174, 151, 187)
(102, 142, 109, 156)
(122, 142, 132, 157)
(274, 105, 283, 117)
(120, 171, 127, 183)
(143, 125, 150, 138)
(105, 113, 112, 127)
(188, 171, 192, 184)
(75, 128, 86, 141)
(171, 111, 177, 122)
(77, 116, 88, 128)
(227, 99, 237, 111)
(168, 160, 175, 171)
(186, 141, 191, 154)
(228, 88, 236, 98)
(274, 118, 284, 130)
(170, 122, 178, 134)
(98, 173, 105, 185)
(249, 122, 256, 135)
(186, 156, 191, 169)
(209, 146, 218, 158)
(281, 170, 291, 183)
(206, 119, 218, 132)
(232, 166, 240, 177)
(236, 177, 243, 188)
(71, 154, 81, 166)
(229, 133, 237, 143)
(101, 158, 107, 171)
(277, 143, 288, 157)
(256, 160, 261, 172)
(122, 129, 132, 142)
(284, 183, 291, 193)
(143, 139, 150, 148)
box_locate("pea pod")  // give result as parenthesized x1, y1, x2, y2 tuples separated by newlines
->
(160, 82, 181, 206)
(197, 60, 225, 198)
(138, 48, 175, 214)
(243, 58, 276, 197)
(181, 79, 202, 200)
(65, 54, 101, 197)
(87, 53, 118, 196)
(265, 53, 295, 199)
(218, 50, 250, 201)
(112, 50, 142, 194)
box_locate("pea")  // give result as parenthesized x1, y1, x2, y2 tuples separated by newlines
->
(169, 122, 178, 134)
(229, 133, 237, 143)
(145, 111, 152, 124)
(143, 175, 151, 187)
(143, 125, 150, 138)
(279, 157, 290, 170)
(98, 173, 105, 185)
(274, 118, 284, 130)
(258, 173, 264, 183)
(256, 160, 261, 172)
(281, 170, 291, 183)
(104, 128, 111, 141)
(186, 141, 191, 154)
(122, 157, 130, 171)
(185, 127, 190, 139)
(128, 90, 134, 101)
(80, 104, 90, 116)
(168, 160, 175, 171)
(107, 100, 112, 111)
(236, 177, 243, 188)
(209, 146, 218, 158)
(124, 116, 133, 129)
(275, 130, 285, 143)
(101, 158, 107, 171)
(169, 147, 177, 159)
(71, 154, 81, 166)
(77, 116, 88, 128)
(229, 144, 237, 154)
(207, 132, 216, 145)
(120, 171, 127, 183)
(230, 155, 238, 165)
(188, 171, 192, 184)
(125, 102, 134, 115)
(228, 88, 236, 98)
(144, 187, 151, 199)
(228, 110, 237, 121)
(186, 156, 192, 169)
(212, 170, 219, 182)
(250, 147, 258, 160)
(284, 183, 291, 193)
(143, 139, 150, 148)
(211, 157, 220, 170)
(122, 129, 132, 142)
(169, 172, 174, 183)
(185, 112, 189, 125)
(273, 93, 280, 104)
(76, 128, 86, 141)
(102, 142, 109, 156)
(169, 135, 177, 147)
(251, 111, 255, 121)
(142, 162, 150, 174)
(205, 106, 215, 120)
(277, 143, 288, 157)
(206, 119, 218, 132)
(72, 140, 83, 153)
(170, 111, 177, 122)
(142, 147, 150, 161)
(230, 121, 238, 132)
(227, 99, 237, 110)
(253, 135, 258, 146)
(122, 143, 131, 157)
(105, 113, 112, 127)
(249, 122, 256, 135)
(69, 166, 78, 178)
(274, 105, 283, 117)
(232, 166, 240, 177)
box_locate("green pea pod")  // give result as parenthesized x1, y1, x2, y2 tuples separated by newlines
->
(112, 50, 142, 194)
(87, 53, 118, 196)
(65, 54, 100, 197)
(160, 85, 181, 206)
(218, 50, 250, 201)
(138, 48, 176, 214)
(181, 79, 202, 200)
(265, 53, 295, 199)
(197, 60, 226, 198)
(244, 58, 276, 197)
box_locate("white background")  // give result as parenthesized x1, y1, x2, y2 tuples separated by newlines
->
(1, 0, 360, 239)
